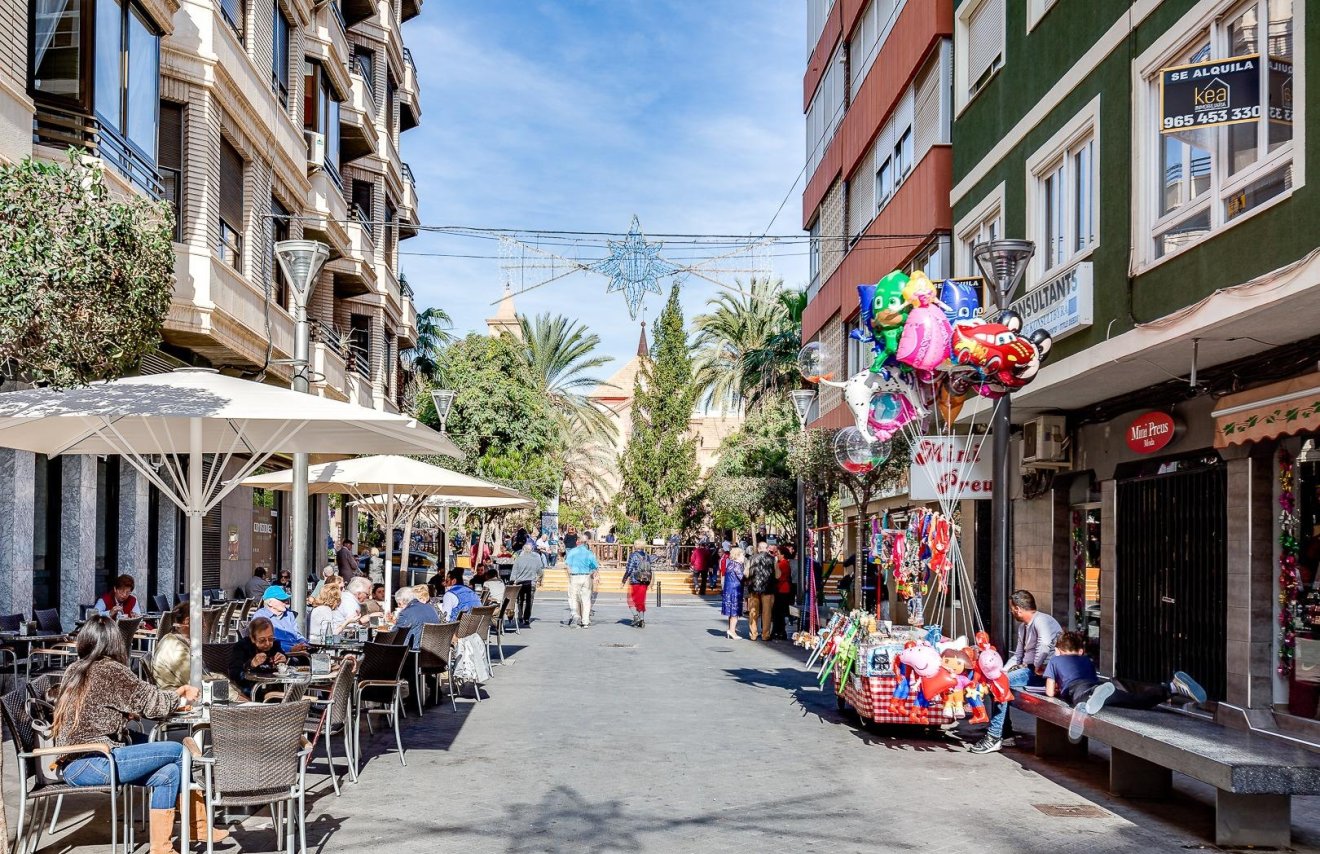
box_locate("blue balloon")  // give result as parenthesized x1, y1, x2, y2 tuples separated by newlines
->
(857, 284, 877, 331)
(940, 280, 981, 324)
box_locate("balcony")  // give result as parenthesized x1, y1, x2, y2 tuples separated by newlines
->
(399, 0, 422, 22)
(306, 4, 354, 99)
(399, 163, 419, 238)
(339, 0, 374, 27)
(303, 168, 351, 258)
(33, 104, 162, 199)
(400, 48, 421, 131)
(328, 217, 376, 298)
(340, 70, 379, 162)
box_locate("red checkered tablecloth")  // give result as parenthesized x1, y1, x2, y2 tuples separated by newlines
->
(835, 672, 956, 726)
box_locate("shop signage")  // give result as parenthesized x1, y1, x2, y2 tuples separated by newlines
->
(910, 435, 991, 501)
(1160, 53, 1261, 134)
(1126, 411, 1178, 454)
(1008, 262, 1093, 341)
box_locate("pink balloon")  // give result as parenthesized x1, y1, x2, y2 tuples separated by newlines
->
(896, 306, 952, 372)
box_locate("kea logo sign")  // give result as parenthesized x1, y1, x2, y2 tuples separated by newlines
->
(1126, 412, 1178, 455)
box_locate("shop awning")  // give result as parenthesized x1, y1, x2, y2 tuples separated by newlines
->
(1212, 373, 1320, 447)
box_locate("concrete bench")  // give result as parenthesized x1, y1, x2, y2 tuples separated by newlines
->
(1011, 691, 1320, 847)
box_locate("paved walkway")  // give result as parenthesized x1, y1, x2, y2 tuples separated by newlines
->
(16, 600, 1320, 852)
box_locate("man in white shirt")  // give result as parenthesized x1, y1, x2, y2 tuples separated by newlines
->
(336, 576, 371, 626)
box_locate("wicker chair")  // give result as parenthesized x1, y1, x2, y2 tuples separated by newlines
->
(491, 585, 522, 664)
(352, 643, 410, 767)
(33, 609, 62, 634)
(372, 627, 402, 645)
(201, 642, 236, 681)
(417, 622, 459, 713)
(153, 594, 171, 613)
(187, 701, 314, 854)
(0, 613, 23, 632)
(200, 606, 225, 645)
(453, 606, 497, 702)
(305, 658, 358, 796)
(2, 677, 130, 854)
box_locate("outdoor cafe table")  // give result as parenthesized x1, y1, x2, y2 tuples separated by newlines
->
(244, 666, 339, 687)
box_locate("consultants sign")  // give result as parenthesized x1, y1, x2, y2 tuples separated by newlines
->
(1160, 54, 1261, 133)
(1008, 262, 1093, 342)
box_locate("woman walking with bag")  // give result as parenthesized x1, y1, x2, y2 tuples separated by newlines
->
(722, 547, 746, 639)
(52, 615, 228, 853)
(622, 540, 654, 627)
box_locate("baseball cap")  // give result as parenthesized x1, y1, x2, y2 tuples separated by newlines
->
(262, 585, 291, 601)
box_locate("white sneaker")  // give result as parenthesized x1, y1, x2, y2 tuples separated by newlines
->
(1067, 706, 1090, 743)
(1084, 682, 1115, 715)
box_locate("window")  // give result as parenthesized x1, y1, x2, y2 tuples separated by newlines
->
(384, 199, 397, 270)
(353, 46, 374, 88)
(1027, 98, 1099, 280)
(914, 39, 953, 153)
(805, 43, 846, 179)
(349, 314, 371, 378)
(30, 0, 83, 101)
(1140, 0, 1297, 263)
(158, 101, 183, 241)
(908, 235, 951, 279)
(955, 183, 1004, 277)
(218, 137, 244, 271)
(848, 0, 905, 100)
(271, 3, 290, 108)
(807, 218, 821, 297)
(93, 0, 159, 159)
(806, 0, 836, 57)
(303, 60, 342, 177)
(269, 196, 290, 309)
(220, 0, 243, 42)
(958, 0, 1004, 103)
(895, 127, 914, 179)
(352, 179, 373, 230)
(386, 73, 397, 139)
(875, 156, 893, 206)
(845, 316, 866, 377)
(1027, 0, 1057, 32)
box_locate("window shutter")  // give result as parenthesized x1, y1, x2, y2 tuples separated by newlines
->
(848, 143, 875, 237)
(966, 0, 1003, 89)
(914, 52, 940, 157)
(219, 138, 244, 229)
(158, 102, 183, 169)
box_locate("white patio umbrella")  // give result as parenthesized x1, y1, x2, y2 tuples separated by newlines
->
(241, 455, 526, 609)
(0, 368, 461, 685)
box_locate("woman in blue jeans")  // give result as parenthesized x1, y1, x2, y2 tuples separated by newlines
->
(53, 615, 225, 853)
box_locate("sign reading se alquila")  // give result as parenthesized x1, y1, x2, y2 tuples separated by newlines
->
(1160, 53, 1261, 133)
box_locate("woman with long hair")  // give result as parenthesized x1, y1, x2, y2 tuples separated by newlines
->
(54, 615, 223, 853)
(722, 547, 746, 639)
(309, 580, 347, 641)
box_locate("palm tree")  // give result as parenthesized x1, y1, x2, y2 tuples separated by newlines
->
(692, 277, 797, 411)
(516, 313, 615, 441)
(400, 306, 454, 381)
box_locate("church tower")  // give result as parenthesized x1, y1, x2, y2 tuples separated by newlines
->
(486, 284, 521, 338)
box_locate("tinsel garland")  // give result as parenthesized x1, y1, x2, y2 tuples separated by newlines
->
(1278, 448, 1302, 675)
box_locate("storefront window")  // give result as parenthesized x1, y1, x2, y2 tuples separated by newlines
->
(1071, 506, 1101, 666)
(32, 455, 62, 611)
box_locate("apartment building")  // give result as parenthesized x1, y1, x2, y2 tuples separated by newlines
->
(952, 0, 1316, 721)
(0, 0, 425, 624)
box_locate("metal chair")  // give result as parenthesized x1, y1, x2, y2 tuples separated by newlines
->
(2, 677, 131, 854)
(213, 601, 237, 641)
(188, 701, 314, 854)
(352, 642, 410, 767)
(305, 658, 358, 795)
(78, 604, 97, 622)
(417, 622, 459, 712)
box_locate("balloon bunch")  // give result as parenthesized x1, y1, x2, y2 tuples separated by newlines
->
(885, 631, 1003, 725)
(876, 509, 957, 627)
(798, 269, 1054, 456)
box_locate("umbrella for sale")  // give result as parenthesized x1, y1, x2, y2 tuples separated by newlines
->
(241, 455, 527, 609)
(0, 368, 460, 685)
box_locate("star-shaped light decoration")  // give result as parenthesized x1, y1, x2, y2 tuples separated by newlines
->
(592, 216, 677, 319)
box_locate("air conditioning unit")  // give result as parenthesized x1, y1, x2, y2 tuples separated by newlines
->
(305, 130, 325, 168)
(1022, 415, 1069, 465)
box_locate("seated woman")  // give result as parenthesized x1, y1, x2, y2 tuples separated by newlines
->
(54, 615, 226, 853)
(308, 582, 349, 641)
(150, 602, 192, 690)
(95, 573, 143, 620)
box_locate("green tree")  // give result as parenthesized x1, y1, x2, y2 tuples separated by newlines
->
(618, 283, 700, 537)
(414, 333, 561, 502)
(705, 398, 796, 540)
(0, 151, 174, 387)
(691, 278, 805, 412)
(516, 313, 615, 441)
(401, 306, 455, 381)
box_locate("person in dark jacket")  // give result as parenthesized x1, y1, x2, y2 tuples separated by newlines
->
(744, 543, 777, 641)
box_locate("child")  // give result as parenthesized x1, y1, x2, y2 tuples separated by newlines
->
(1045, 631, 1207, 741)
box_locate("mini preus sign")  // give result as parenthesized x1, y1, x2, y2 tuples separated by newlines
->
(910, 436, 992, 501)
(1126, 412, 1177, 454)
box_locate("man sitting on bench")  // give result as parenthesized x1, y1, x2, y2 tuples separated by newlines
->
(1045, 630, 1208, 741)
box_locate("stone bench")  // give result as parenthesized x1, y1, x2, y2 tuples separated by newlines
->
(1011, 690, 1320, 848)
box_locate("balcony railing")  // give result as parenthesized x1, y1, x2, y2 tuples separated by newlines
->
(399, 273, 413, 298)
(350, 202, 373, 234)
(313, 320, 349, 359)
(401, 162, 416, 189)
(33, 104, 163, 199)
(404, 47, 417, 78)
(349, 346, 370, 378)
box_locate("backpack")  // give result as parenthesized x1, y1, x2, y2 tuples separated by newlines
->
(628, 552, 653, 586)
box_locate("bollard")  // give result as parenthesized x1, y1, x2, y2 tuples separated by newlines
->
(655, 579, 662, 608)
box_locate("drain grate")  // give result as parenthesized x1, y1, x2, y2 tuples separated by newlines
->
(1032, 804, 1109, 818)
(600, 643, 637, 649)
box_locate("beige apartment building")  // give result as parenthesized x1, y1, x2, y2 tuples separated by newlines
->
(0, 0, 425, 625)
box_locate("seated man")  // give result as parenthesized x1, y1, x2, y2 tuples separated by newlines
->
(244, 566, 270, 602)
(95, 574, 143, 620)
(393, 584, 441, 648)
(338, 577, 371, 626)
(1045, 630, 1206, 739)
(229, 616, 287, 700)
(251, 585, 309, 652)
(439, 567, 481, 622)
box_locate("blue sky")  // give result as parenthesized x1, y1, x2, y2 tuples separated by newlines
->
(398, 1, 808, 373)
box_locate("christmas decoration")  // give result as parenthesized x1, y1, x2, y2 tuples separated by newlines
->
(1278, 448, 1302, 676)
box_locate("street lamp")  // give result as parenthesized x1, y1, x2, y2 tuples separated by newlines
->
(972, 238, 1034, 649)
(789, 388, 817, 632)
(274, 239, 330, 632)
(430, 388, 456, 433)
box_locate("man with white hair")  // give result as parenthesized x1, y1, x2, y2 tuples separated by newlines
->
(393, 584, 441, 648)
(337, 576, 371, 626)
